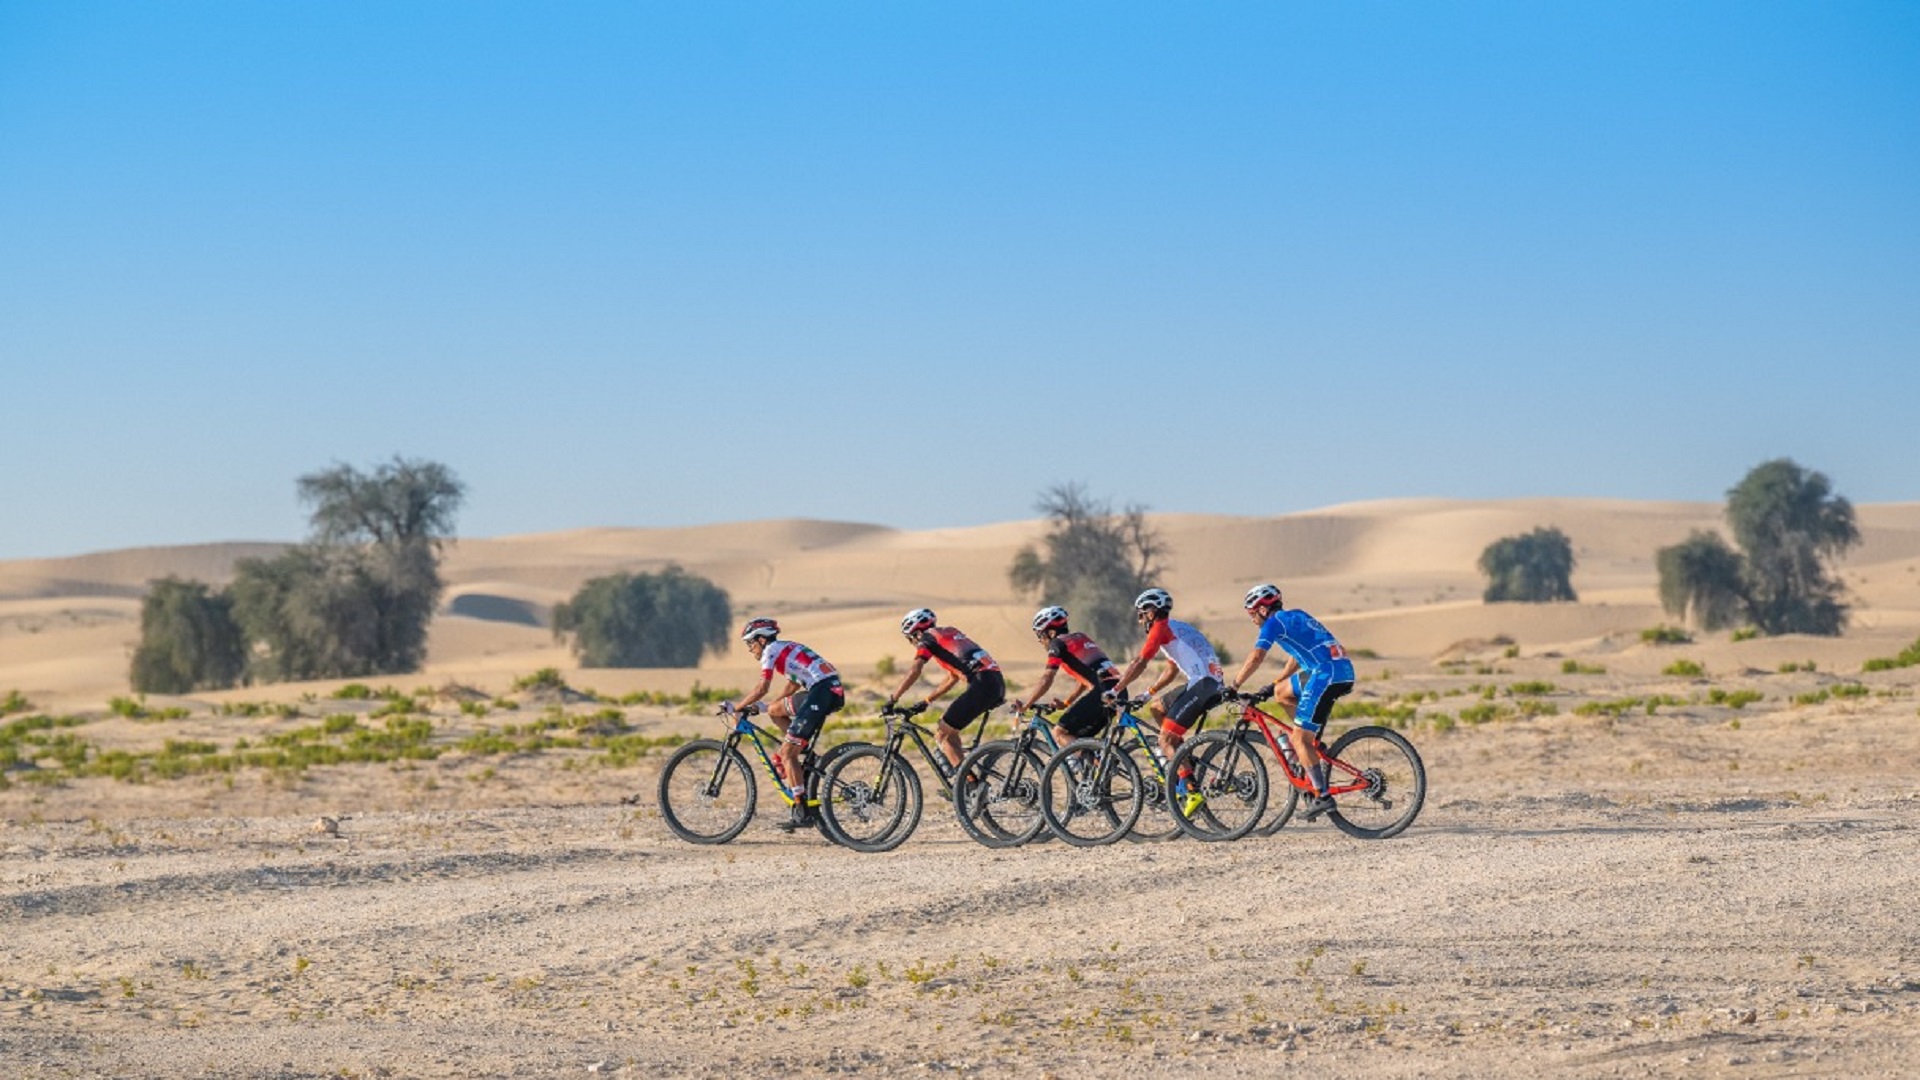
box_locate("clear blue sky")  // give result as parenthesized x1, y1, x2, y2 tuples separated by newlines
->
(3, 1, 1915, 559)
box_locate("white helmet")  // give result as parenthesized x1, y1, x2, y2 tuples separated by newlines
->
(900, 608, 937, 639)
(1134, 588, 1172, 617)
(1030, 606, 1070, 636)
(740, 617, 780, 644)
(1243, 583, 1283, 613)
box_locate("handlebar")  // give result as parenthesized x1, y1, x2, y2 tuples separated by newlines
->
(881, 701, 930, 719)
(1222, 686, 1274, 706)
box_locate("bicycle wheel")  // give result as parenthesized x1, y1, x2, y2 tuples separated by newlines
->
(1251, 739, 1301, 838)
(1323, 726, 1426, 840)
(818, 744, 922, 853)
(657, 738, 756, 844)
(953, 740, 1048, 848)
(1168, 730, 1268, 842)
(1127, 746, 1183, 842)
(1040, 739, 1144, 848)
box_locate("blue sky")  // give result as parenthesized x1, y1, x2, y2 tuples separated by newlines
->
(2, 1, 1915, 559)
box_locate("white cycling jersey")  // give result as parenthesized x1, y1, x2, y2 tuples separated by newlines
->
(761, 640, 838, 689)
(1141, 618, 1224, 684)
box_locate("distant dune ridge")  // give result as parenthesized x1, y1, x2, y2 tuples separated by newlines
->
(4, 498, 1918, 711)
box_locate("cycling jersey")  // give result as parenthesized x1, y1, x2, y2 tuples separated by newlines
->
(1140, 618, 1224, 684)
(1046, 632, 1118, 689)
(1254, 610, 1355, 682)
(760, 640, 838, 689)
(913, 627, 1000, 678)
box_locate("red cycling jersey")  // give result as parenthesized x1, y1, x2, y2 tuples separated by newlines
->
(1046, 632, 1118, 688)
(913, 626, 1000, 678)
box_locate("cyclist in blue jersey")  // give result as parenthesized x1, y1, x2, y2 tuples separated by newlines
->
(1229, 583, 1355, 820)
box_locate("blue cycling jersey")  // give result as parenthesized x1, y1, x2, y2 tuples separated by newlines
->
(1254, 609, 1355, 681)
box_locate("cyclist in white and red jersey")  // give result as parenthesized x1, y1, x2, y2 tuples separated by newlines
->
(1231, 583, 1355, 820)
(732, 617, 845, 830)
(1009, 606, 1120, 749)
(886, 608, 1007, 770)
(1109, 588, 1225, 783)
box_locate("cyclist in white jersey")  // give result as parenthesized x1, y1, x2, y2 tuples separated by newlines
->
(732, 617, 845, 830)
(1109, 588, 1226, 786)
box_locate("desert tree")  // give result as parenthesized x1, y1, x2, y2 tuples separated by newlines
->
(1726, 458, 1858, 635)
(1008, 483, 1167, 651)
(1479, 526, 1577, 603)
(128, 577, 248, 693)
(552, 567, 733, 667)
(1656, 531, 1748, 632)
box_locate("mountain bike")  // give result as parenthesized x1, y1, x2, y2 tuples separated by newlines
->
(1037, 702, 1149, 847)
(1101, 695, 1193, 842)
(654, 704, 866, 845)
(1171, 689, 1425, 841)
(816, 701, 990, 853)
(949, 705, 1065, 849)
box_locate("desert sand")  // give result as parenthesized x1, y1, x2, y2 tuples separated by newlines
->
(3, 498, 1919, 1077)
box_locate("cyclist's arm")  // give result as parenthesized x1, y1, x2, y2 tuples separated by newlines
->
(1144, 659, 1180, 697)
(736, 672, 776, 711)
(1230, 646, 1270, 691)
(923, 668, 961, 706)
(888, 656, 929, 706)
(1110, 653, 1151, 696)
(1012, 668, 1056, 713)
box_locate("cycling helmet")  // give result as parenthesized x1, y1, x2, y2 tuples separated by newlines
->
(1030, 605, 1070, 636)
(740, 617, 780, 644)
(900, 608, 937, 639)
(1243, 583, 1284, 613)
(1134, 588, 1172, 617)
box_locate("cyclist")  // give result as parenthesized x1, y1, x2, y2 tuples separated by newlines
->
(886, 608, 1006, 771)
(1230, 583, 1355, 820)
(1008, 606, 1120, 749)
(1108, 587, 1224, 804)
(731, 617, 845, 831)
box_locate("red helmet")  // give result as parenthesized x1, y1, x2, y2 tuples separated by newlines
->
(899, 608, 937, 639)
(740, 617, 779, 644)
(1030, 606, 1070, 636)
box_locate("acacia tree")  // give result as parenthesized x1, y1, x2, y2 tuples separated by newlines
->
(1479, 526, 1577, 603)
(232, 457, 466, 681)
(1726, 459, 1858, 635)
(552, 567, 732, 667)
(1656, 531, 1747, 631)
(1008, 483, 1167, 650)
(128, 577, 248, 693)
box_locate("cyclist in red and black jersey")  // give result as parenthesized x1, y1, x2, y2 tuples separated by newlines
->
(1009, 606, 1120, 748)
(886, 608, 1007, 769)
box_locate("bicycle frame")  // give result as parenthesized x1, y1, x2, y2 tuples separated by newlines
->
(871, 705, 990, 800)
(1228, 699, 1370, 797)
(715, 712, 812, 808)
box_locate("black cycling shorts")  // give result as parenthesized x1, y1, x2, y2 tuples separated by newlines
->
(940, 671, 1005, 731)
(1057, 681, 1116, 739)
(786, 676, 844, 746)
(1160, 676, 1223, 736)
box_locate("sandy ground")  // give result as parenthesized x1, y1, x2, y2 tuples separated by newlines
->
(4, 665, 1917, 1079)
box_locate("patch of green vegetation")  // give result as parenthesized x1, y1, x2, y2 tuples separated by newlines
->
(1507, 681, 1556, 696)
(1560, 659, 1606, 675)
(1730, 627, 1761, 642)
(1792, 688, 1830, 707)
(1831, 682, 1870, 699)
(1706, 689, 1764, 709)
(1777, 660, 1816, 673)
(512, 668, 570, 694)
(1662, 659, 1705, 677)
(1862, 636, 1920, 672)
(1, 690, 32, 716)
(1641, 625, 1692, 645)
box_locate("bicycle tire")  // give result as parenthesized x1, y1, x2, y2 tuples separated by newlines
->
(657, 739, 756, 844)
(1127, 746, 1183, 842)
(1323, 725, 1426, 840)
(1040, 739, 1144, 847)
(819, 743, 922, 852)
(952, 740, 1048, 848)
(1168, 730, 1268, 842)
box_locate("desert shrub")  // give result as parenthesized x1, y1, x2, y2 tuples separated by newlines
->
(1, 690, 31, 716)
(512, 668, 570, 693)
(875, 655, 897, 679)
(1662, 659, 1705, 677)
(1478, 527, 1576, 603)
(1641, 625, 1692, 645)
(1831, 682, 1870, 699)
(129, 577, 247, 694)
(1731, 627, 1761, 642)
(1793, 689, 1830, 707)
(1656, 531, 1747, 632)
(1727, 459, 1858, 636)
(552, 567, 732, 668)
(1561, 660, 1606, 675)
(1707, 689, 1764, 709)
(1008, 483, 1167, 652)
(1862, 636, 1920, 672)
(1508, 681, 1556, 696)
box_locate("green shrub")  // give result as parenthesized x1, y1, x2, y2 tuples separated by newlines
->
(552, 567, 732, 668)
(1862, 636, 1920, 672)
(1832, 683, 1870, 699)
(1508, 681, 1556, 696)
(129, 577, 247, 694)
(1560, 660, 1605, 675)
(1793, 689, 1830, 707)
(1479, 527, 1577, 603)
(1, 690, 32, 716)
(1662, 659, 1705, 677)
(875, 655, 897, 679)
(1641, 625, 1692, 645)
(1707, 689, 1764, 709)
(512, 668, 569, 693)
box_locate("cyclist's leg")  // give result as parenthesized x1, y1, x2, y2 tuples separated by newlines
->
(784, 677, 844, 801)
(1163, 677, 1222, 783)
(937, 673, 1000, 769)
(1293, 675, 1351, 797)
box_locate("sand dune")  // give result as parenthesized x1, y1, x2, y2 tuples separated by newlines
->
(4, 499, 1919, 711)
